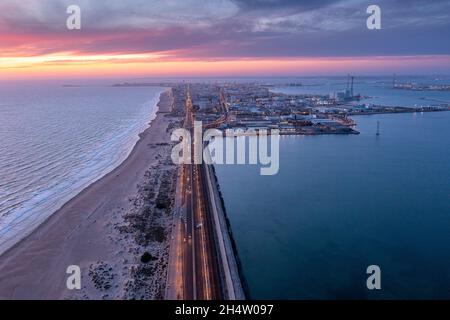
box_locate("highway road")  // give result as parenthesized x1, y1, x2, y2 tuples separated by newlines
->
(181, 85, 223, 300)
(166, 84, 240, 300)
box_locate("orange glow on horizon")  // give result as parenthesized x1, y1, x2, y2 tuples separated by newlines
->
(1, 52, 449, 79)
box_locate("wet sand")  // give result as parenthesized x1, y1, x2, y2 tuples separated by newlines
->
(0, 90, 179, 299)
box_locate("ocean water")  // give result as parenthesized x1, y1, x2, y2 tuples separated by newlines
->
(0, 82, 166, 254)
(215, 103, 450, 298)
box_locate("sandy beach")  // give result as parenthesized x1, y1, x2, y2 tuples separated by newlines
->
(0, 90, 181, 299)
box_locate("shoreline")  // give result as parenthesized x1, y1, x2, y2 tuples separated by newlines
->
(0, 89, 164, 257)
(207, 164, 247, 299)
(0, 90, 181, 299)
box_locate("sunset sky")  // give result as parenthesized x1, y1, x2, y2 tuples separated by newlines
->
(1, 0, 450, 79)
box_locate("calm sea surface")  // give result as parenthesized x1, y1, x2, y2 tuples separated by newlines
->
(0, 81, 165, 254)
(215, 78, 450, 299)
